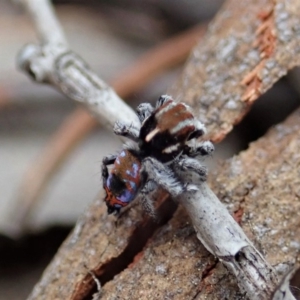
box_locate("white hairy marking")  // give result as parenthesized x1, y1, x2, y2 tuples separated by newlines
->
(162, 143, 180, 154)
(156, 94, 173, 108)
(145, 127, 160, 142)
(194, 120, 206, 134)
(170, 119, 194, 134)
(201, 141, 214, 153)
(185, 184, 198, 192)
(156, 101, 176, 117)
(182, 103, 191, 110)
(160, 95, 172, 101)
(137, 103, 153, 121)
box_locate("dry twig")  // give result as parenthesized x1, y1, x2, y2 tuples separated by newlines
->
(16, 0, 139, 129)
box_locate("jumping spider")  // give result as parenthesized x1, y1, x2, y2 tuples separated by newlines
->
(102, 95, 214, 215)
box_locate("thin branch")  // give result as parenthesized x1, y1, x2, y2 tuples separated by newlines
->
(10, 24, 206, 233)
(16, 0, 139, 130)
(178, 182, 279, 299)
(20, 0, 67, 46)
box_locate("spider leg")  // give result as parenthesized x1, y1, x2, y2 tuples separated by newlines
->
(187, 119, 207, 140)
(113, 121, 140, 142)
(102, 154, 117, 188)
(184, 140, 214, 159)
(136, 103, 154, 122)
(142, 157, 197, 197)
(174, 156, 208, 182)
(156, 94, 172, 108)
(139, 180, 157, 217)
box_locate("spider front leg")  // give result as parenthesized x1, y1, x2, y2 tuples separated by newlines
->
(155, 94, 172, 108)
(184, 140, 214, 159)
(173, 155, 208, 182)
(142, 157, 198, 198)
(102, 154, 117, 188)
(136, 103, 154, 122)
(113, 121, 140, 142)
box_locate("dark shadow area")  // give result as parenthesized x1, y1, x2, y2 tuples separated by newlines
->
(0, 226, 72, 299)
(0, 226, 72, 275)
(290, 267, 300, 299)
(73, 197, 178, 300)
(222, 76, 300, 155)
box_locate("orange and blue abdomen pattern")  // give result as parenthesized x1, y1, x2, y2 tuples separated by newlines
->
(104, 150, 142, 210)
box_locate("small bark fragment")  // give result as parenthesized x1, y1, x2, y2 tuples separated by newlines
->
(241, 4, 276, 103)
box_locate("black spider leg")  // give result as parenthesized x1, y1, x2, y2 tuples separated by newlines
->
(183, 140, 214, 159)
(136, 102, 154, 123)
(113, 121, 141, 142)
(142, 157, 198, 198)
(173, 155, 208, 182)
(102, 154, 117, 188)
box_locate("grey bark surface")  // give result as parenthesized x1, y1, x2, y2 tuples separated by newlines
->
(170, 0, 300, 143)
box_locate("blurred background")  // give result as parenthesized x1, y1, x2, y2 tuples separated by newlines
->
(0, 0, 300, 299)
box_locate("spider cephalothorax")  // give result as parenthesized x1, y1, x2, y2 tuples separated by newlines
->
(138, 96, 206, 162)
(102, 95, 214, 215)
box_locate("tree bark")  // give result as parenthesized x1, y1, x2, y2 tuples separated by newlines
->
(170, 0, 300, 143)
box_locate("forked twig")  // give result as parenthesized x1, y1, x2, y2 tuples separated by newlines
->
(16, 0, 139, 130)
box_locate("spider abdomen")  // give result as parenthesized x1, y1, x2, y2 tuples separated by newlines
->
(104, 150, 142, 212)
(102, 95, 212, 215)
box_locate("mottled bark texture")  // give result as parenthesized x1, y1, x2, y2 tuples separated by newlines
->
(27, 0, 300, 299)
(170, 0, 300, 142)
(96, 109, 300, 300)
